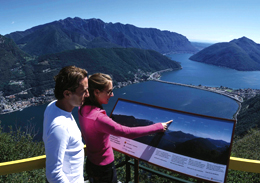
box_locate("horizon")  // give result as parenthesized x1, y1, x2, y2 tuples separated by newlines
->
(1, 0, 260, 44)
(112, 100, 233, 143)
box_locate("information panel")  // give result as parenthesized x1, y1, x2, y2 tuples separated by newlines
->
(110, 98, 236, 183)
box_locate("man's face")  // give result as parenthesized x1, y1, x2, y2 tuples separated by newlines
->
(69, 77, 89, 107)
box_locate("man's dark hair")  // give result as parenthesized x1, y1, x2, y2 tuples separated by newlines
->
(54, 66, 88, 100)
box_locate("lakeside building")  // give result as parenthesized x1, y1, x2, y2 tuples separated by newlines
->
(1, 69, 260, 115)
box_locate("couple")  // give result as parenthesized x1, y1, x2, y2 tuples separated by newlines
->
(43, 66, 172, 183)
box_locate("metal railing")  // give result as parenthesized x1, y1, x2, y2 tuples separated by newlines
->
(1, 146, 260, 181)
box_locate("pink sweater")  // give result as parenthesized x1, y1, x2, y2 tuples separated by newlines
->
(78, 105, 164, 166)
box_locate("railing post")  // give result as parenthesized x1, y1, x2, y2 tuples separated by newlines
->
(125, 155, 131, 182)
(134, 159, 139, 183)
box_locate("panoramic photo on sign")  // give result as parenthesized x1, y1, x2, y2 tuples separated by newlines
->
(110, 98, 236, 183)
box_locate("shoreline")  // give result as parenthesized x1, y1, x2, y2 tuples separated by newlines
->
(1, 68, 256, 117)
(233, 101, 241, 120)
(152, 79, 243, 102)
(148, 70, 245, 120)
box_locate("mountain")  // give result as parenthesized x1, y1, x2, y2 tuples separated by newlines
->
(108, 114, 232, 164)
(235, 94, 260, 137)
(189, 37, 260, 71)
(111, 114, 154, 127)
(111, 114, 160, 144)
(174, 137, 230, 164)
(190, 42, 213, 51)
(5, 17, 198, 56)
(1, 46, 181, 97)
(0, 35, 30, 93)
(157, 130, 229, 152)
(166, 130, 197, 143)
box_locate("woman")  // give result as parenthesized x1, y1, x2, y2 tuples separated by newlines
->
(78, 73, 172, 183)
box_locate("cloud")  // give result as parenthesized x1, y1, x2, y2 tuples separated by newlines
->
(12, 21, 15, 24)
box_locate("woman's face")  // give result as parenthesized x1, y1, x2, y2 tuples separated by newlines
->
(96, 81, 114, 105)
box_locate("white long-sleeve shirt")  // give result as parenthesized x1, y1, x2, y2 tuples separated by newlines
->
(43, 100, 84, 183)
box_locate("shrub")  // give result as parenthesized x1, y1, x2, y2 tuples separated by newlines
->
(0, 122, 46, 182)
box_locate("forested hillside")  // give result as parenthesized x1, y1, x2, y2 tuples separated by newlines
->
(0, 36, 181, 98)
(235, 94, 260, 137)
(0, 35, 31, 93)
(190, 37, 260, 71)
(5, 17, 198, 56)
(27, 47, 181, 96)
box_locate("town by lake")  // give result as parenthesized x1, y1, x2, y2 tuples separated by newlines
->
(1, 53, 260, 141)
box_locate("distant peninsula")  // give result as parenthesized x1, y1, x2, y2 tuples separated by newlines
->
(189, 37, 260, 71)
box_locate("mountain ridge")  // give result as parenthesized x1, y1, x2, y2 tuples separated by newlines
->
(0, 35, 30, 92)
(0, 40, 181, 98)
(5, 17, 198, 56)
(189, 37, 260, 71)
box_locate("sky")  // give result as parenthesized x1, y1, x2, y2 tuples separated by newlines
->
(1, 0, 260, 43)
(112, 100, 234, 143)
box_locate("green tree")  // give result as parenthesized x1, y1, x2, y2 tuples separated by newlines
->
(226, 129, 260, 182)
(0, 122, 46, 182)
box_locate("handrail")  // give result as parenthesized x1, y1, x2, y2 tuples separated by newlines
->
(0, 145, 87, 176)
(1, 155, 260, 176)
(228, 157, 260, 173)
(0, 155, 46, 175)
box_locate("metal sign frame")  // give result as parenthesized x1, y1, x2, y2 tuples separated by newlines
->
(110, 98, 236, 183)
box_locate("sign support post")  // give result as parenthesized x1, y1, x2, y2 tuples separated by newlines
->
(134, 159, 139, 183)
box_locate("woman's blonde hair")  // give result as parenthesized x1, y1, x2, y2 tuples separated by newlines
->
(83, 73, 112, 109)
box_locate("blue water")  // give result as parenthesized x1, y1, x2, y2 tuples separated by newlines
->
(2, 53, 259, 141)
(105, 81, 238, 118)
(163, 54, 260, 89)
(0, 81, 238, 141)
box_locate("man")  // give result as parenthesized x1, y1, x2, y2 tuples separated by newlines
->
(43, 66, 89, 183)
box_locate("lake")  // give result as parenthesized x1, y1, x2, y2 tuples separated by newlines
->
(163, 54, 260, 89)
(2, 53, 259, 141)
